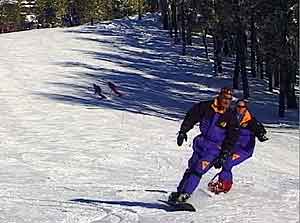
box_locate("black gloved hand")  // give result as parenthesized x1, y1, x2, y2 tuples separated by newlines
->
(256, 121, 268, 142)
(177, 131, 187, 146)
(214, 150, 230, 169)
(256, 121, 267, 135)
(257, 134, 269, 142)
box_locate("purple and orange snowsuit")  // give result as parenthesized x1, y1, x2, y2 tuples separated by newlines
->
(218, 110, 259, 190)
(177, 99, 239, 195)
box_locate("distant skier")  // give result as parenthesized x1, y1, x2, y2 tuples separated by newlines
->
(108, 81, 123, 97)
(208, 99, 268, 194)
(169, 87, 239, 203)
(93, 83, 106, 99)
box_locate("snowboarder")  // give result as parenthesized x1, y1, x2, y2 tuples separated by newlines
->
(208, 99, 268, 194)
(169, 87, 239, 203)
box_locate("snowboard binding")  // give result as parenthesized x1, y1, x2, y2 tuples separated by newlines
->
(168, 192, 191, 203)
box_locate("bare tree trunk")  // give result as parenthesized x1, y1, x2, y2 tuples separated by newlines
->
(216, 34, 223, 73)
(287, 63, 298, 108)
(186, 8, 193, 45)
(240, 30, 249, 98)
(266, 55, 273, 92)
(212, 0, 223, 74)
(223, 33, 230, 57)
(279, 59, 287, 117)
(203, 27, 209, 60)
(233, 7, 249, 98)
(160, 0, 169, 29)
(233, 25, 242, 90)
(148, 0, 159, 12)
(256, 44, 261, 77)
(138, 0, 142, 20)
(187, 0, 196, 46)
(233, 45, 240, 89)
(169, 6, 173, 38)
(181, 1, 186, 55)
(174, 4, 178, 43)
(228, 34, 234, 57)
(274, 63, 280, 88)
(287, 82, 297, 109)
(213, 35, 218, 74)
(250, 11, 256, 77)
(214, 29, 223, 74)
(259, 55, 264, 79)
(171, 0, 178, 43)
(278, 0, 289, 117)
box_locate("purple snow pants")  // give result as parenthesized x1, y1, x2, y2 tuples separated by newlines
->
(177, 136, 221, 194)
(218, 149, 252, 182)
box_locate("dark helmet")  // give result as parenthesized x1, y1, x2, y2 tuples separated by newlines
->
(219, 87, 233, 100)
(236, 99, 249, 108)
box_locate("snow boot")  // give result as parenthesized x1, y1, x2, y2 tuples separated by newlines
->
(168, 192, 190, 203)
(208, 180, 232, 194)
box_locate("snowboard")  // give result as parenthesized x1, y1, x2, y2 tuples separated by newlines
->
(158, 199, 196, 212)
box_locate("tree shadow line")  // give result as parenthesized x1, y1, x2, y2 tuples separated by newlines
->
(39, 13, 298, 126)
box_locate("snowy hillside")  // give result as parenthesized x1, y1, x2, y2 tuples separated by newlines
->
(0, 14, 299, 223)
(0, 0, 17, 5)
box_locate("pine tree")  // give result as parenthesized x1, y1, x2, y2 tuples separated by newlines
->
(36, 0, 57, 27)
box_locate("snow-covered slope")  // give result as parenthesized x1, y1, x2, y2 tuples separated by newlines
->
(0, 14, 299, 223)
(0, 0, 17, 5)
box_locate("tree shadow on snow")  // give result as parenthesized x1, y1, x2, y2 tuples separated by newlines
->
(38, 13, 298, 126)
(37, 14, 233, 121)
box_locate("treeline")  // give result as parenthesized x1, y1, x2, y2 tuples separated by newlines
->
(0, 1, 23, 32)
(0, 0, 159, 31)
(35, 0, 158, 27)
(159, 0, 299, 117)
